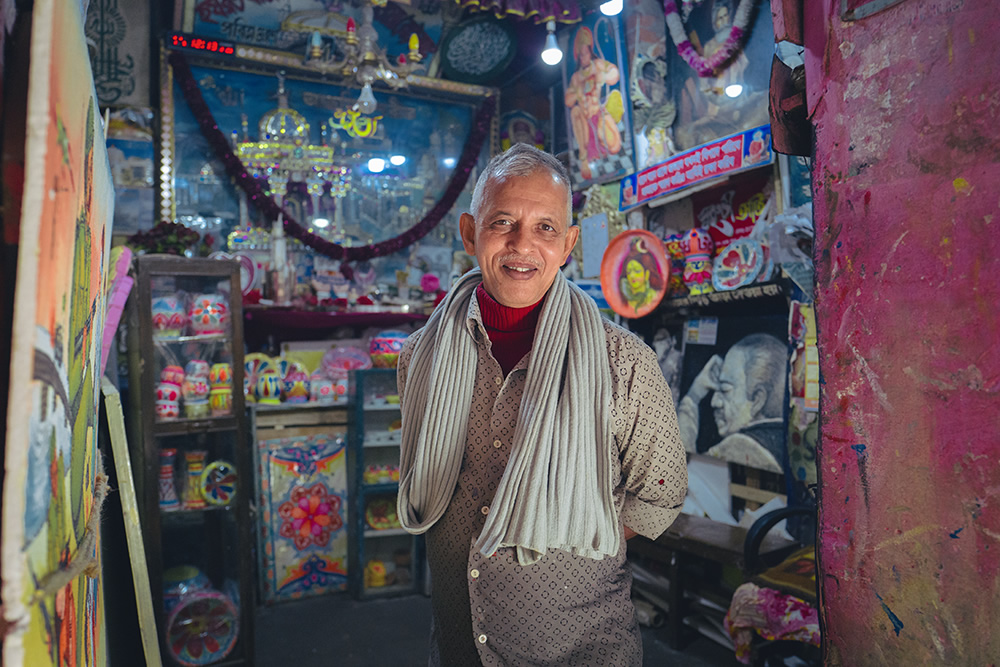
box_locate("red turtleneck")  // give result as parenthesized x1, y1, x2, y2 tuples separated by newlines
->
(476, 283, 542, 376)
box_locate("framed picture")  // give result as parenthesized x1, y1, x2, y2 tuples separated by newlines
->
(159, 45, 497, 286)
(677, 314, 789, 474)
(561, 13, 636, 188)
(668, 0, 774, 153)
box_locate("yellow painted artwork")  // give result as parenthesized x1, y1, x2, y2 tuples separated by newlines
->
(1, 0, 114, 664)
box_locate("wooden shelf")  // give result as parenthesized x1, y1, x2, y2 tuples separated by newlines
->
(364, 527, 409, 538)
(153, 416, 239, 435)
(361, 482, 399, 495)
(153, 332, 230, 344)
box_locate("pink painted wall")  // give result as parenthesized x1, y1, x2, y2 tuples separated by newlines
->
(805, 0, 1000, 663)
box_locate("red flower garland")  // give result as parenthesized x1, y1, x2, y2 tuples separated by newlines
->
(168, 51, 495, 279)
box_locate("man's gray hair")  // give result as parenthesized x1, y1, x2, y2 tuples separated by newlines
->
(730, 333, 787, 419)
(470, 143, 573, 222)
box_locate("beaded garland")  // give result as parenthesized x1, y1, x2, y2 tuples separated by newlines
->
(168, 51, 495, 279)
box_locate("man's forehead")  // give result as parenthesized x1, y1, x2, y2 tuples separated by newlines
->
(720, 349, 746, 380)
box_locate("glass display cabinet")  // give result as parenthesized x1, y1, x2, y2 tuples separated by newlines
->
(126, 255, 254, 666)
(348, 368, 422, 598)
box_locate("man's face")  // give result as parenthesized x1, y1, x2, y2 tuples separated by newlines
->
(460, 171, 579, 308)
(713, 5, 731, 31)
(710, 348, 756, 436)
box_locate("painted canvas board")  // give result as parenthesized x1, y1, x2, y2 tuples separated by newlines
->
(676, 314, 788, 474)
(561, 13, 636, 188)
(256, 434, 349, 603)
(1, 0, 114, 664)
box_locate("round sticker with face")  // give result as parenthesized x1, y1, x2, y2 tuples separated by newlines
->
(600, 230, 670, 319)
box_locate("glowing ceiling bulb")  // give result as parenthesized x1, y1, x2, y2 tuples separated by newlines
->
(442, 157, 456, 168)
(541, 21, 562, 66)
(390, 155, 406, 166)
(725, 84, 744, 98)
(313, 217, 330, 228)
(368, 158, 386, 173)
(600, 0, 623, 15)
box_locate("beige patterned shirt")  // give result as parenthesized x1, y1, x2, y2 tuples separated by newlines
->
(398, 294, 687, 666)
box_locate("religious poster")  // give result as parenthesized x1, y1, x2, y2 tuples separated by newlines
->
(676, 314, 789, 474)
(179, 0, 444, 57)
(666, 0, 774, 152)
(1, 0, 114, 663)
(560, 12, 636, 188)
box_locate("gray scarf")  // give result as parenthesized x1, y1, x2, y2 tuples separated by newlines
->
(397, 269, 620, 565)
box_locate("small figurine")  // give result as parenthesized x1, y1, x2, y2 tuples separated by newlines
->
(681, 228, 715, 295)
(364, 560, 388, 588)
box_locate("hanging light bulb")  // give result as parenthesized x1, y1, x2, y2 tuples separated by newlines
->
(599, 0, 623, 15)
(725, 83, 744, 98)
(541, 21, 563, 66)
(356, 82, 378, 115)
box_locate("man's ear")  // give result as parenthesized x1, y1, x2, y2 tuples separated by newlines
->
(749, 386, 768, 417)
(459, 213, 477, 256)
(563, 225, 581, 260)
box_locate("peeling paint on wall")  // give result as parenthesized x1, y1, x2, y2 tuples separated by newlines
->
(807, 0, 1000, 663)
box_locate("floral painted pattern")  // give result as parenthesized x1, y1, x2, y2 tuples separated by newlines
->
(165, 592, 239, 666)
(724, 582, 820, 664)
(278, 483, 343, 550)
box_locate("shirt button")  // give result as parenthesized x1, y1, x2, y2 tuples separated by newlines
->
(495, 376, 502, 386)
(481, 506, 490, 515)
(470, 568, 480, 579)
(493, 439, 502, 449)
(478, 634, 487, 644)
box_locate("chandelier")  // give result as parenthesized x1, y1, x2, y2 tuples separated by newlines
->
(233, 71, 350, 203)
(287, 0, 424, 115)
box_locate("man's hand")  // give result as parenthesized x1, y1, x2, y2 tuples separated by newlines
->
(688, 354, 723, 403)
(624, 526, 638, 540)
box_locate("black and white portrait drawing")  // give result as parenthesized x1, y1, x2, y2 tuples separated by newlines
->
(677, 316, 788, 473)
(652, 326, 684, 406)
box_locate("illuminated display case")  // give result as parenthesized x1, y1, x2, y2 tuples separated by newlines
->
(348, 368, 423, 598)
(126, 255, 254, 666)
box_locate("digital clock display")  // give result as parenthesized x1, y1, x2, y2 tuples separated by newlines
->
(170, 33, 236, 56)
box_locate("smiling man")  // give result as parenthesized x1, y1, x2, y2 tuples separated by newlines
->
(395, 143, 687, 665)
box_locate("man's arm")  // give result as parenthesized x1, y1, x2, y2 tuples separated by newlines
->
(676, 354, 723, 452)
(614, 332, 688, 541)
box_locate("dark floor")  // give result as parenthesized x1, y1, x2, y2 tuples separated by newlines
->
(255, 592, 739, 666)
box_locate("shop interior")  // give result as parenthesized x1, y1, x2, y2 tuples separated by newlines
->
(2, 0, 995, 666)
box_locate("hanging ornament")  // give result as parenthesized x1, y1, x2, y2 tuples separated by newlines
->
(664, 0, 756, 77)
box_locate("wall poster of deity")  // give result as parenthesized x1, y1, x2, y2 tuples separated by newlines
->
(667, 0, 774, 153)
(2, 0, 115, 663)
(560, 12, 636, 189)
